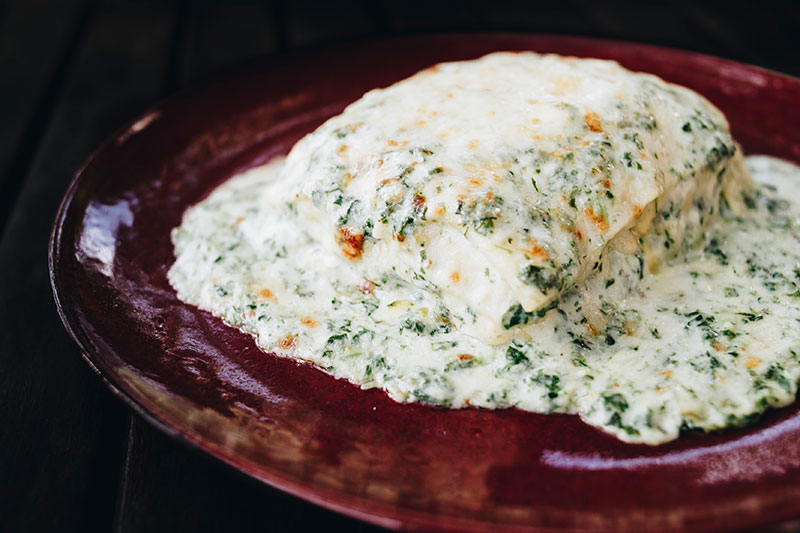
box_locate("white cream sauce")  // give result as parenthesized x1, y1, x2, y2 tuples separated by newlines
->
(168, 154, 800, 444)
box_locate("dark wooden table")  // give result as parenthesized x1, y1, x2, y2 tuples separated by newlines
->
(1, 1, 798, 530)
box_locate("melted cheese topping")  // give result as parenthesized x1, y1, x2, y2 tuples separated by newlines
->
(168, 54, 800, 444)
(283, 52, 749, 343)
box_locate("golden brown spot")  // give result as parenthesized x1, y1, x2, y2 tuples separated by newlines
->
(278, 334, 298, 350)
(412, 194, 426, 209)
(341, 172, 353, 186)
(468, 140, 480, 149)
(746, 356, 761, 369)
(393, 233, 405, 242)
(386, 139, 399, 147)
(587, 323, 599, 336)
(434, 206, 445, 216)
(633, 205, 643, 218)
(555, 76, 578, 89)
(336, 227, 364, 259)
(712, 340, 726, 352)
(573, 228, 583, 241)
(583, 206, 609, 231)
(485, 191, 494, 201)
(300, 316, 318, 328)
(416, 120, 427, 127)
(527, 99, 539, 105)
(584, 111, 603, 132)
(529, 242, 548, 258)
(659, 370, 674, 377)
(531, 117, 541, 124)
(356, 280, 375, 294)
(337, 144, 349, 154)
(602, 179, 611, 189)
(449, 271, 460, 283)
(233, 216, 246, 225)
(468, 177, 484, 186)
(457, 353, 475, 362)
(258, 288, 274, 299)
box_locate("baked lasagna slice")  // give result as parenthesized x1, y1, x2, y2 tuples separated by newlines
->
(282, 52, 750, 343)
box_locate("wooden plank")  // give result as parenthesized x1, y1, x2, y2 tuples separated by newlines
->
(175, 0, 279, 86)
(479, 0, 596, 35)
(688, 3, 798, 76)
(282, 0, 380, 47)
(575, 0, 723, 54)
(109, 0, 372, 529)
(684, 3, 761, 65)
(116, 417, 382, 531)
(0, 1, 173, 530)
(370, 0, 484, 33)
(0, 0, 91, 236)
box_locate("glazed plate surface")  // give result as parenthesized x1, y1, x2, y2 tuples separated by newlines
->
(50, 35, 800, 531)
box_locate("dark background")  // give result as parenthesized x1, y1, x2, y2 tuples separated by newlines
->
(1, 0, 798, 531)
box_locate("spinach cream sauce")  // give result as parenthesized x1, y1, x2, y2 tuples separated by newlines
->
(168, 155, 800, 444)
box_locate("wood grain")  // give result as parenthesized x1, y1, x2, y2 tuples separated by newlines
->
(116, 418, 381, 531)
(0, 0, 90, 236)
(0, 0, 171, 530)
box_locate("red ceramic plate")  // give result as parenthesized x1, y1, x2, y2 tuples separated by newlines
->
(50, 35, 800, 531)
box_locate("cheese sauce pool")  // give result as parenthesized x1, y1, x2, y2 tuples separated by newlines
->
(168, 155, 800, 444)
